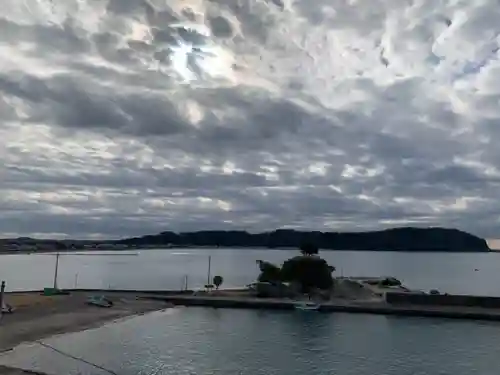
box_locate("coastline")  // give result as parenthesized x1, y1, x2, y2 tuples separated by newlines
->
(1, 227, 490, 254)
(0, 246, 492, 255)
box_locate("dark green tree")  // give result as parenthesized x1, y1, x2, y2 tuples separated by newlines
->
(299, 242, 319, 256)
(213, 275, 224, 290)
(256, 260, 282, 283)
(280, 255, 334, 292)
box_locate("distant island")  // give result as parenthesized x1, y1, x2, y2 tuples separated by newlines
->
(117, 227, 489, 252)
(0, 227, 490, 253)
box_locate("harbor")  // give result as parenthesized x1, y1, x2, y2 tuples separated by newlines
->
(3, 282, 500, 374)
(3, 283, 500, 355)
(3, 247, 500, 374)
(2, 248, 500, 358)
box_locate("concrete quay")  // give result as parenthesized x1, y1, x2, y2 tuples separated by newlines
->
(144, 294, 500, 321)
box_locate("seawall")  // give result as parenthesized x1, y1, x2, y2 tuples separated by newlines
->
(386, 291, 500, 309)
(144, 294, 500, 321)
(7, 289, 500, 322)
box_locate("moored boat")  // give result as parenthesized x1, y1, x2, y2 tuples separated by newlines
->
(86, 295, 113, 308)
(294, 301, 320, 311)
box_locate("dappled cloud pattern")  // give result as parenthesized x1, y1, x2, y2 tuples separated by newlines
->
(1, 0, 500, 238)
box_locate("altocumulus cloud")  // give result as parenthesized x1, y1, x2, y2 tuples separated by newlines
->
(1, 0, 500, 239)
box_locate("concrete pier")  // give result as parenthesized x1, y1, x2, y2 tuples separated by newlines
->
(6, 289, 500, 322)
(144, 294, 500, 321)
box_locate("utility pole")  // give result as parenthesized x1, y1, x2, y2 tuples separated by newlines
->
(206, 255, 212, 292)
(207, 256, 212, 285)
(53, 253, 60, 290)
(0, 280, 5, 318)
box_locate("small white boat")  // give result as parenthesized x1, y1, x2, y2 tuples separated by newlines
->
(1, 301, 13, 314)
(86, 295, 113, 308)
(294, 301, 320, 311)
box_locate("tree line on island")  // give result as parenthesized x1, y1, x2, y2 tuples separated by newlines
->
(118, 227, 490, 252)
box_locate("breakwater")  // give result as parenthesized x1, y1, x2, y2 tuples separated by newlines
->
(386, 291, 500, 309)
(8, 289, 500, 322)
(144, 294, 500, 321)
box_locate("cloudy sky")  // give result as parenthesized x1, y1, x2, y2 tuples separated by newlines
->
(1, 0, 500, 240)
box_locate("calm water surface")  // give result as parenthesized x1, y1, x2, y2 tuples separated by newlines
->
(0, 248, 499, 295)
(1, 308, 500, 375)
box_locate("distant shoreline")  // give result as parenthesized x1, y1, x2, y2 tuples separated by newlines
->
(1, 227, 490, 253)
(0, 246, 493, 256)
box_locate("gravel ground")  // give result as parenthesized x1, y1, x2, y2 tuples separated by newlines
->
(0, 292, 169, 353)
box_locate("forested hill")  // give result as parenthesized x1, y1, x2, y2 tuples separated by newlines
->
(118, 227, 490, 252)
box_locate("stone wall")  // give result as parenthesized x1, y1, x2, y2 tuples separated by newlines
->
(386, 292, 500, 309)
